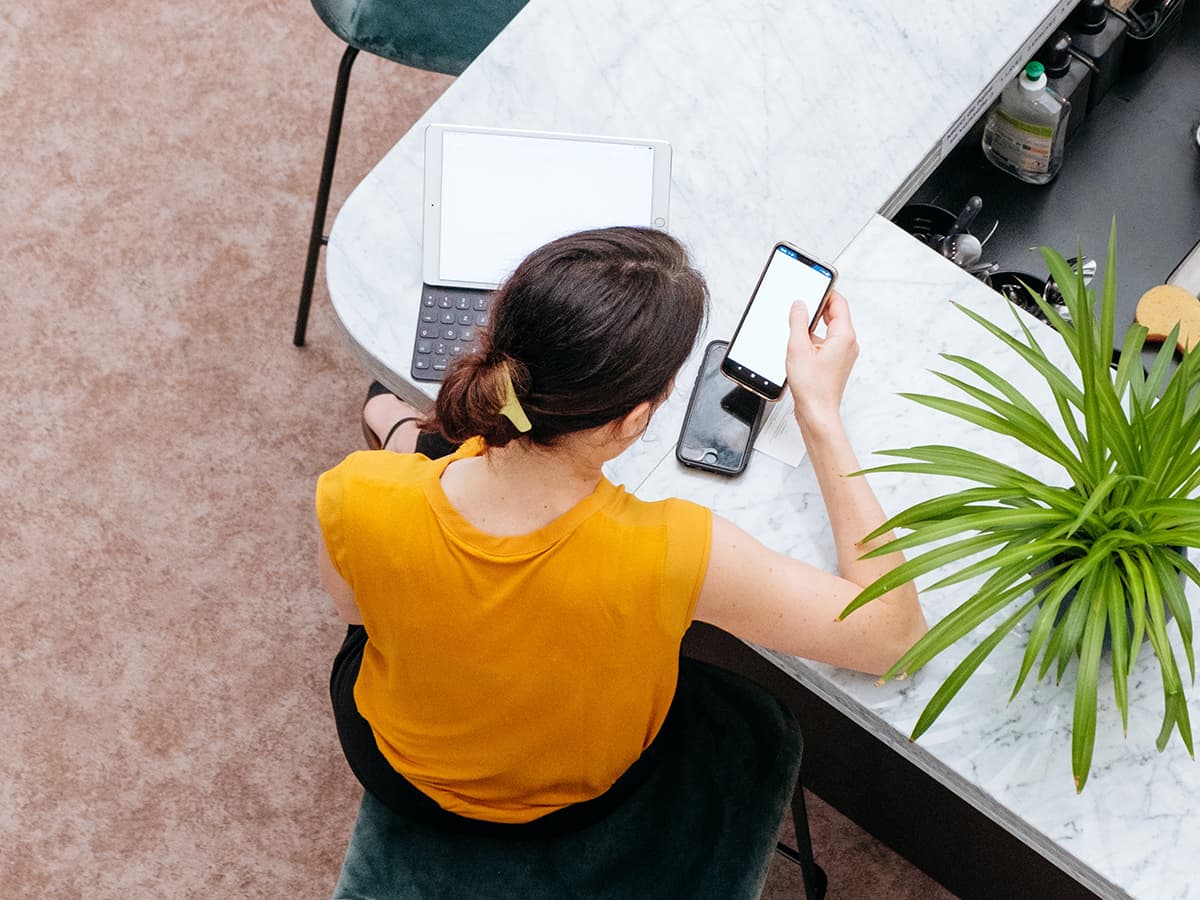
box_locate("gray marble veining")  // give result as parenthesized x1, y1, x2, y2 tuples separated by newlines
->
(326, 0, 1072, 484)
(638, 216, 1197, 900)
(321, 1, 1197, 895)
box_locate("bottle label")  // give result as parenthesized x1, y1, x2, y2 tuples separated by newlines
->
(989, 110, 1054, 174)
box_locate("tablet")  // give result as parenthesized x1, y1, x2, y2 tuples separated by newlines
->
(422, 124, 672, 290)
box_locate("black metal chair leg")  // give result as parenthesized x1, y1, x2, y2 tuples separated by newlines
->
(294, 43, 360, 347)
(775, 782, 827, 900)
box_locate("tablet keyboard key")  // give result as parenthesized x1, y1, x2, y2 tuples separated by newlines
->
(413, 284, 493, 383)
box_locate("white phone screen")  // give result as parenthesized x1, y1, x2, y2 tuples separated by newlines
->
(727, 245, 833, 388)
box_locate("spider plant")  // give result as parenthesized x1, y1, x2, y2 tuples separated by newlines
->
(842, 221, 1199, 791)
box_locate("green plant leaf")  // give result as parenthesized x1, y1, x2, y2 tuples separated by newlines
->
(840, 531, 1021, 618)
(909, 595, 1042, 741)
(1011, 559, 1087, 700)
(925, 536, 1085, 594)
(924, 371, 1090, 483)
(1151, 549, 1195, 682)
(1117, 549, 1148, 674)
(858, 445, 1083, 515)
(1141, 321, 1182, 406)
(1098, 221, 1117, 384)
(873, 487, 1043, 531)
(859, 507, 1070, 557)
(1139, 555, 1188, 753)
(880, 568, 1043, 682)
(1002, 304, 1095, 474)
(939, 353, 1044, 417)
(953, 302, 1085, 406)
(1044, 565, 1098, 684)
(1113, 322, 1149, 397)
(1072, 581, 1107, 792)
(1063, 472, 1123, 539)
(1102, 563, 1130, 734)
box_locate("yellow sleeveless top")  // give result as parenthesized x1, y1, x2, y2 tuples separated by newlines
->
(315, 438, 712, 823)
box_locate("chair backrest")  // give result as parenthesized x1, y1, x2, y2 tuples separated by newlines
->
(332, 658, 805, 899)
(311, 0, 531, 75)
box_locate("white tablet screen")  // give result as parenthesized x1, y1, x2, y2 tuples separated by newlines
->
(438, 131, 657, 286)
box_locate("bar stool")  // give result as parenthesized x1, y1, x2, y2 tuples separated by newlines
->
(331, 657, 827, 900)
(294, 0, 530, 346)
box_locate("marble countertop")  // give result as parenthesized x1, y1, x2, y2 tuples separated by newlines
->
(639, 215, 1200, 900)
(324, 1, 1198, 897)
(326, 0, 1077, 409)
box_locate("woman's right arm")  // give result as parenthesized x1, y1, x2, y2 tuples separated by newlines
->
(692, 292, 926, 675)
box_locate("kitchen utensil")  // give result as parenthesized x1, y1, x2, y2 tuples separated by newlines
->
(1043, 255, 1097, 304)
(894, 203, 957, 248)
(966, 261, 999, 277)
(950, 195, 983, 235)
(988, 272, 1058, 323)
(954, 233, 984, 268)
(1066, 255, 1097, 286)
(940, 231, 984, 268)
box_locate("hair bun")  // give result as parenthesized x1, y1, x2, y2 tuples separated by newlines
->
(432, 351, 530, 448)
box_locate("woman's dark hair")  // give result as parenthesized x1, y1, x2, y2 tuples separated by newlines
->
(433, 226, 708, 447)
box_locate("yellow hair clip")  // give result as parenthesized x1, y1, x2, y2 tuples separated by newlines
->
(498, 364, 532, 433)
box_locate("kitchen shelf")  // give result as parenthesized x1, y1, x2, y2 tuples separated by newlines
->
(902, 1, 1200, 335)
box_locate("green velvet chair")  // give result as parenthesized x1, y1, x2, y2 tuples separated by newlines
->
(331, 657, 827, 900)
(294, 0, 530, 345)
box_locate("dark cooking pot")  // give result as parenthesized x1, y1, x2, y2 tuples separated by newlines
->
(986, 271, 1053, 323)
(893, 203, 957, 249)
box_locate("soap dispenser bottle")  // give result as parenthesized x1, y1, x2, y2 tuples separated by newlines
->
(981, 61, 1070, 185)
(1067, 0, 1127, 111)
(1039, 31, 1092, 143)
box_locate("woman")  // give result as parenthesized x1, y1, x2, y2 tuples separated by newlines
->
(317, 226, 925, 834)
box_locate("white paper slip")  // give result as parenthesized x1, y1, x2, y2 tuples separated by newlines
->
(753, 393, 809, 467)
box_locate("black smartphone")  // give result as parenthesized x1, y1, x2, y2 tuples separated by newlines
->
(676, 340, 766, 476)
(721, 241, 837, 401)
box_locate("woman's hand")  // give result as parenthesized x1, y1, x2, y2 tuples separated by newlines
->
(784, 289, 858, 431)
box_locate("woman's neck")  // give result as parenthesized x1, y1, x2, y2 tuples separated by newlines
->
(439, 436, 610, 536)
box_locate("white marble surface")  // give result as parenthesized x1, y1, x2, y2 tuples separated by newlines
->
(638, 215, 1200, 900)
(320, 1, 1200, 895)
(326, 0, 1077, 489)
